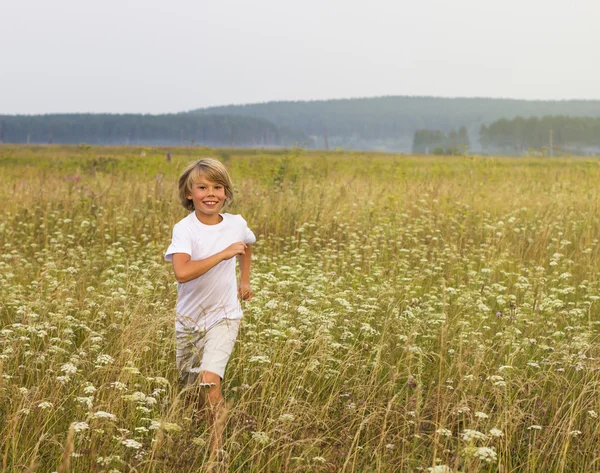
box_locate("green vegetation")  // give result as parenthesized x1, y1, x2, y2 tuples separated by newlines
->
(196, 96, 600, 151)
(1, 145, 600, 472)
(481, 115, 600, 155)
(0, 114, 309, 148)
(4, 96, 600, 152)
(412, 126, 470, 155)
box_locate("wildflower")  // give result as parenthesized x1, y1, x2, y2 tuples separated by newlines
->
(248, 355, 271, 364)
(278, 413, 295, 422)
(588, 410, 598, 419)
(72, 422, 90, 432)
(111, 381, 128, 391)
(149, 421, 182, 433)
(312, 456, 327, 464)
(473, 446, 497, 463)
(570, 430, 582, 437)
(474, 411, 488, 419)
(461, 429, 487, 442)
(122, 392, 146, 402)
(38, 401, 54, 410)
(489, 428, 503, 437)
(251, 431, 270, 445)
(151, 377, 169, 387)
(60, 363, 78, 375)
(76, 396, 94, 409)
(121, 439, 143, 449)
(92, 411, 117, 421)
(436, 428, 452, 437)
(95, 354, 114, 366)
(428, 466, 452, 473)
(527, 425, 542, 431)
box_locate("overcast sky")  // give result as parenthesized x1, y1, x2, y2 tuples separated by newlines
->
(2, 0, 599, 115)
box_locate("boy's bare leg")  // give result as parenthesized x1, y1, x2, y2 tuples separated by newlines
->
(201, 371, 228, 460)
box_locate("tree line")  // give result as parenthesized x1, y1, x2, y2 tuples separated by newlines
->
(480, 115, 600, 153)
(412, 126, 470, 154)
(0, 114, 309, 147)
(194, 96, 600, 151)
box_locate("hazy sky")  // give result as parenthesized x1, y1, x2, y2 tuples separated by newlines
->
(2, 0, 599, 114)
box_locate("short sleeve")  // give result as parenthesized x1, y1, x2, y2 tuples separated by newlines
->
(164, 223, 193, 262)
(240, 216, 257, 245)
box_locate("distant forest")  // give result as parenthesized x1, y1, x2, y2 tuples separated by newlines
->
(480, 115, 600, 154)
(2, 96, 600, 152)
(412, 127, 470, 154)
(195, 96, 600, 152)
(0, 114, 309, 148)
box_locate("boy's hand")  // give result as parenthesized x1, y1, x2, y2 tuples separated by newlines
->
(221, 242, 247, 260)
(238, 282, 253, 301)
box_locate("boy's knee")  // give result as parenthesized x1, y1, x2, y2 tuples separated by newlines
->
(201, 370, 221, 386)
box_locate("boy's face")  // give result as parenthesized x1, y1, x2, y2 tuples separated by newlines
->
(187, 174, 227, 222)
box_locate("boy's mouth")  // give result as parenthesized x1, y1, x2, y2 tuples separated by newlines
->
(202, 201, 218, 207)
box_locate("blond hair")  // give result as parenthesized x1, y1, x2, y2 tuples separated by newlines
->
(177, 158, 234, 211)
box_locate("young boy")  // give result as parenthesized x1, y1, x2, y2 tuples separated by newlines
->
(165, 158, 255, 450)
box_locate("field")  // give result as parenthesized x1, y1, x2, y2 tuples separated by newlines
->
(1, 145, 600, 473)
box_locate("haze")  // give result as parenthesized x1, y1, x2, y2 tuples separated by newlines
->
(2, 0, 599, 115)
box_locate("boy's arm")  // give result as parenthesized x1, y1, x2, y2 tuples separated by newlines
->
(238, 245, 253, 301)
(171, 241, 247, 283)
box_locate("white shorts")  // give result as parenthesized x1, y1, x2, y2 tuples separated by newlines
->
(176, 318, 241, 383)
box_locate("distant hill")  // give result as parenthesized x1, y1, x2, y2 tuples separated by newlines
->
(0, 113, 309, 148)
(3, 97, 600, 153)
(190, 96, 600, 152)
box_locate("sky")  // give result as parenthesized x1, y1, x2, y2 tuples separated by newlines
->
(2, 0, 599, 115)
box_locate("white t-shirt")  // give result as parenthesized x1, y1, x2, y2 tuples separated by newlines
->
(165, 212, 256, 332)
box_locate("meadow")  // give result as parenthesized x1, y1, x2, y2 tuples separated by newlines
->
(1, 145, 600, 473)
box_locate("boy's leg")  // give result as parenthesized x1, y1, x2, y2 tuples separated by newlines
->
(198, 319, 241, 457)
(201, 370, 226, 456)
(176, 330, 207, 413)
(201, 370, 223, 405)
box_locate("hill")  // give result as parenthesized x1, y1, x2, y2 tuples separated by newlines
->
(191, 96, 600, 152)
(0, 113, 309, 148)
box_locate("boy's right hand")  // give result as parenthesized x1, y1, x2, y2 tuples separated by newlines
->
(221, 242, 247, 260)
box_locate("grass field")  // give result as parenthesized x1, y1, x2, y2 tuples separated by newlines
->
(1, 145, 600, 472)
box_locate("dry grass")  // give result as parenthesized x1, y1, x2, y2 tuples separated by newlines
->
(1, 145, 600, 472)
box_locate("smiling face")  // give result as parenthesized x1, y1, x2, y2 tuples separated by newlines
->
(187, 174, 227, 225)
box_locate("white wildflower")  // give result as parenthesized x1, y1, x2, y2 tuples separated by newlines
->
(72, 422, 90, 433)
(92, 411, 117, 421)
(428, 466, 452, 473)
(461, 429, 487, 442)
(121, 439, 143, 449)
(251, 431, 270, 445)
(473, 446, 497, 463)
(95, 354, 114, 366)
(60, 363, 78, 375)
(436, 428, 452, 437)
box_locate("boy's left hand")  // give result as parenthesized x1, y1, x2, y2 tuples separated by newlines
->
(238, 282, 253, 301)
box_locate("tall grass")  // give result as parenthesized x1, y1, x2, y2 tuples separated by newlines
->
(1, 145, 600, 472)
